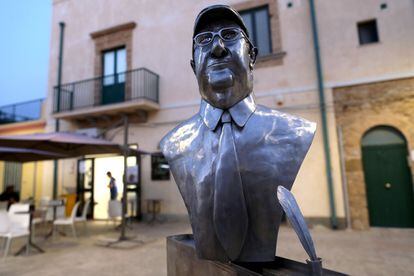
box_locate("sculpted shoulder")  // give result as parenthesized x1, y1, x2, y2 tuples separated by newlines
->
(253, 104, 317, 144)
(160, 114, 204, 161)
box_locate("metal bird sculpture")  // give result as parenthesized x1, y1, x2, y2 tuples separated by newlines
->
(277, 185, 323, 275)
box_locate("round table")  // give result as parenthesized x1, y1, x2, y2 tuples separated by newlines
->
(14, 207, 45, 255)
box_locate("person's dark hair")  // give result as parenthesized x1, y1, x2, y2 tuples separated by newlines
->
(106, 171, 112, 176)
(5, 185, 14, 191)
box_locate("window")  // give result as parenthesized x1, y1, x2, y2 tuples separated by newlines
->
(151, 154, 170, 181)
(240, 6, 272, 56)
(102, 47, 126, 105)
(357, 20, 379, 45)
(91, 22, 135, 105)
(103, 47, 126, 85)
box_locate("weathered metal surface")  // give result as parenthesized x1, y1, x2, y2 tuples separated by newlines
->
(278, 186, 324, 275)
(161, 5, 316, 262)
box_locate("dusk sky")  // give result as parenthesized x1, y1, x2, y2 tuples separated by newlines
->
(0, 1, 51, 106)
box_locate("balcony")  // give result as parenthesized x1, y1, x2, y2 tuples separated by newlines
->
(0, 99, 44, 125)
(53, 68, 160, 123)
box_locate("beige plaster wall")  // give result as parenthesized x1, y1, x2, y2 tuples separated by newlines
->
(20, 163, 44, 201)
(317, 0, 414, 84)
(47, 0, 318, 111)
(47, 0, 414, 109)
(256, 91, 345, 219)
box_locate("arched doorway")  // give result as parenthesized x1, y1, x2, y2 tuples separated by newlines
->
(361, 126, 414, 227)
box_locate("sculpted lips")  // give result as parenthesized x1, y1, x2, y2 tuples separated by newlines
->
(207, 68, 234, 91)
(208, 61, 230, 68)
(207, 57, 233, 69)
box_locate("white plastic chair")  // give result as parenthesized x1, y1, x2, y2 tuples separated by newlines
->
(32, 200, 54, 241)
(55, 205, 66, 219)
(74, 199, 91, 234)
(0, 211, 9, 233)
(53, 202, 81, 238)
(0, 204, 30, 258)
(108, 200, 122, 226)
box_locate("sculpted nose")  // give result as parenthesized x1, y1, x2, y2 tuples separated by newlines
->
(211, 37, 228, 58)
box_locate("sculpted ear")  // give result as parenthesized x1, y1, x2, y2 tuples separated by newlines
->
(190, 59, 196, 74)
(249, 47, 258, 69)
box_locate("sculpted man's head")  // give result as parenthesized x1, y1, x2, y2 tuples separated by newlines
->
(191, 5, 258, 109)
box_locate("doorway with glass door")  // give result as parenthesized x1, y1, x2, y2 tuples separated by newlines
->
(77, 155, 139, 220)
(102, 47, 126, 105)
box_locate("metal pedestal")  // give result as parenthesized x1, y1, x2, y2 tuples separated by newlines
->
(167, 234, 346, 276)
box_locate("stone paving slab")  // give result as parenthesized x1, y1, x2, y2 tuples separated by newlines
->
(0, 221, 413, 276)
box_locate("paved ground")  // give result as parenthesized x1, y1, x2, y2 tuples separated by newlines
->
(0, 220, 413, 276)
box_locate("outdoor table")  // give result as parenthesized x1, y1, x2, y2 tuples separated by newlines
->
(44, 199, 66, 239)
(113, 200, 133, 230)
(146, 199, 162, 224)
(124, 198, 136, 224)
(14, 206, 45, 255)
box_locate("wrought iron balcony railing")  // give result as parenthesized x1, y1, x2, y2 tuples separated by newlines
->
(53, 68, 159, 113)
(0, 99, 44, 125)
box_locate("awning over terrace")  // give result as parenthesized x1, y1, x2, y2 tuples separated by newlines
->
(0, 132, 140, 159)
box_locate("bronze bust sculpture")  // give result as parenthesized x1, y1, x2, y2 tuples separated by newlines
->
(161, 5, 316, 262)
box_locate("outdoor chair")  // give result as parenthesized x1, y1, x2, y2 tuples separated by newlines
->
(108, 200, 122, 227)
(0, 204, 30, 258)
(56, 205, 66, 219)
(74, 199, 91, 234)
(32, 206, 53, 241)
(53, 201, 80, 238)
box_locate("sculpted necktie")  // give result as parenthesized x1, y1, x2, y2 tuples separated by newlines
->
(213, 111, 248, 260)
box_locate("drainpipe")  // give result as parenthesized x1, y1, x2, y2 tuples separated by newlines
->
(53, 22, 65, 199)
(309, 0, 338, 229)
(120, 115, 129, 240)
(337, 126, 351, 229)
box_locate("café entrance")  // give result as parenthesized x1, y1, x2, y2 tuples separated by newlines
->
(77, 154, 141, 220)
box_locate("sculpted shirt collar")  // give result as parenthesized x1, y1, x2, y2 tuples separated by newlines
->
(199, 94, 257, 131)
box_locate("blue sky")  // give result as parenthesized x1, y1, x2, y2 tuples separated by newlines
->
(0, 0, 51, 106)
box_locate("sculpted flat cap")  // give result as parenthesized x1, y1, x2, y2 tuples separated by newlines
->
(193, 5, 250, 38)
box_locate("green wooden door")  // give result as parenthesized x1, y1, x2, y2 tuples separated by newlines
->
(362, 142, 414, 227)
(102, 47, 126, 105)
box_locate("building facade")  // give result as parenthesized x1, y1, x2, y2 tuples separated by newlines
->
(0, 99, 46, 201)
(44, 0, 414, 229)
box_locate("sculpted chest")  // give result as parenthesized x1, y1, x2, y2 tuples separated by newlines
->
(168, 111, 307, 190)
(161, 107, 315, 262)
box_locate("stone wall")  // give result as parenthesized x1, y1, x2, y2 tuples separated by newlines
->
(333, 77, 414, 229)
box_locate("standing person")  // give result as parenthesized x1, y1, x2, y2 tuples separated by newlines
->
(106, 172, 118, 200)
